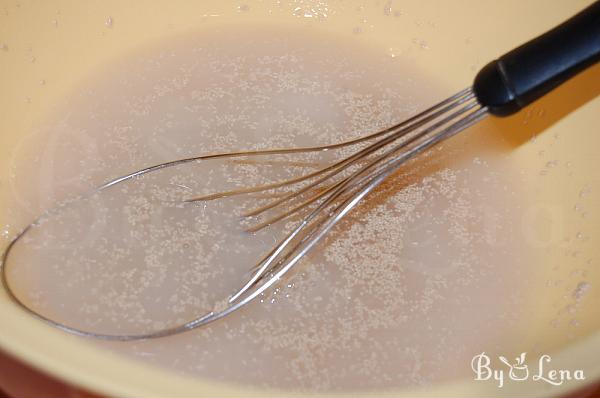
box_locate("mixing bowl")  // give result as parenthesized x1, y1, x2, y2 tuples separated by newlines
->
(1, 1, 599, 397)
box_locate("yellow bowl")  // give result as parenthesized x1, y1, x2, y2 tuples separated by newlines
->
(1, 1, 599, 397)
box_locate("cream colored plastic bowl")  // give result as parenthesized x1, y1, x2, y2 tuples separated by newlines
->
(1, 1, 599, 397)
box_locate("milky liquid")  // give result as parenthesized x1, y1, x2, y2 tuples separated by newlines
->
(4, 27, 530, 391)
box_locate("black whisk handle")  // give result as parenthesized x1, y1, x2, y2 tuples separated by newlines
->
(473, 1, 600, 116)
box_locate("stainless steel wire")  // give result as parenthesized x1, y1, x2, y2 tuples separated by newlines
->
(0, 87, 487, 340)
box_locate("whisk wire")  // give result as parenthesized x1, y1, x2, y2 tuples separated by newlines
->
(242, 91, 478, 232)
(184, 88, 474, 203)
(229, 90, 485, 302)
(239, 91, 476, 219)
(231, 104, 488, 304)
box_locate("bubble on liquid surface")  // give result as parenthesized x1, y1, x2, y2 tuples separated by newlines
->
(383, 1, 392, 16)
(291, 1, 329, 19)
(573, 282, 591, 302)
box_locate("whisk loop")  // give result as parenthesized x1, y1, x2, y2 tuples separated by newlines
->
(0, 87, 486, 340)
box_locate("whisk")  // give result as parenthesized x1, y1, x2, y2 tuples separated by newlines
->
(2, 2, 599, 341)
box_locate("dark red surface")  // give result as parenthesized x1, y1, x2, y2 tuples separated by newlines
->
(1, 346, 600, 398)
(0, 348, 101, 398)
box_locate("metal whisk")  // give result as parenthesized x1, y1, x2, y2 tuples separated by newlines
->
(1, 2, 599, 340)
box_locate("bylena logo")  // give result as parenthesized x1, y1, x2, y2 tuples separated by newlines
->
(471, 352, 585, 388)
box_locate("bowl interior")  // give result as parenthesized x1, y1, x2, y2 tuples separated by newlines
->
(1, 1, 599, 397)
